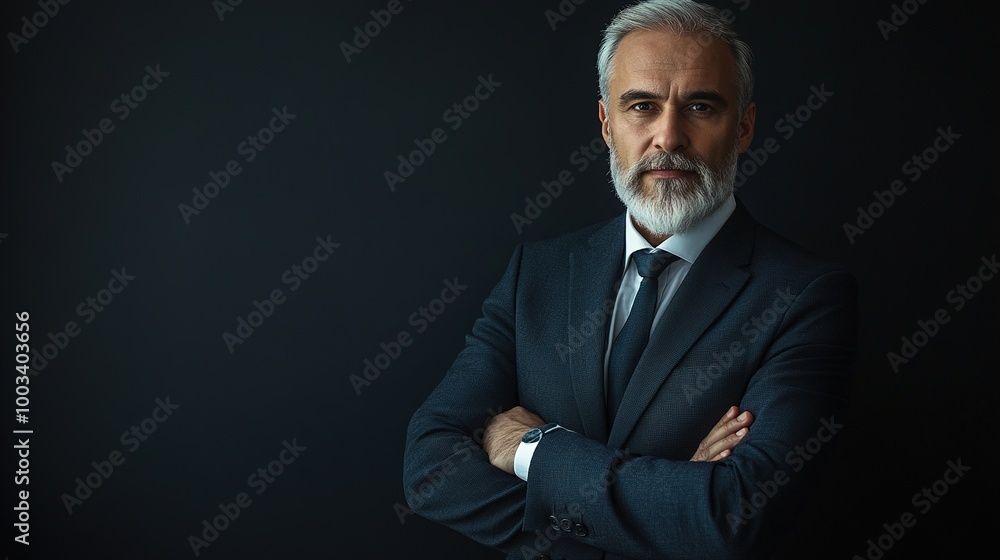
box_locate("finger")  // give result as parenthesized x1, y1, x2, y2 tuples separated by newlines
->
(696, 407, 739, 451)
(700, 450, 726, 462)
(717, 411, 754, 439)
(699, 409, 751, 450)
(698, 433, 746, 461)
(708, 448, 731, 462)
(691, 408, 754, 461)
(714, 406, 739, 429)
(697, 427, 749, 461)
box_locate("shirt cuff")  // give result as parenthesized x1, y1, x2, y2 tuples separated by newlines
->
(514, 425, 572, 481)
(513, 439, 537, 481)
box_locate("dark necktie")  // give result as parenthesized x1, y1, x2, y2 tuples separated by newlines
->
(607, 249, 679, 426)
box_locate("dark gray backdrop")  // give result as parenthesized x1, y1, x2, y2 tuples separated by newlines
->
(2, 1, 996, 559)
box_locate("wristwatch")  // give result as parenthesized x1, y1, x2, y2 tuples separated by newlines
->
(522, 423, 562, 444)
(514, 423, 564, 481)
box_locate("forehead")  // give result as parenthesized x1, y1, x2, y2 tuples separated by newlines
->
(610, 29, 737, 94)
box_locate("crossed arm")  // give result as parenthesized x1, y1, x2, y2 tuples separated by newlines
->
(404, 245, 856, 559)
(483, 404, 754, 475)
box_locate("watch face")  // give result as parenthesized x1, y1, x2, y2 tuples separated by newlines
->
(522, 428, 543, 444)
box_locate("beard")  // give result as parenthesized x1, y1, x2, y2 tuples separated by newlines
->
(608, 132, 739, 236)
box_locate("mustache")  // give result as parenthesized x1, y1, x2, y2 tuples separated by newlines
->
(633, 151, 705, 173)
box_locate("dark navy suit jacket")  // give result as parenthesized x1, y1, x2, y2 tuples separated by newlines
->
(404, 200, 858, 559)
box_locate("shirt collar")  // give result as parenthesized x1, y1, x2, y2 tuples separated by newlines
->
(623, 194, 736, 266)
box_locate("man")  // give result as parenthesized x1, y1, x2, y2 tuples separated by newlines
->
(404, 1, 857, 558)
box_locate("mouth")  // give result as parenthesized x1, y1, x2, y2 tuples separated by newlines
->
(642, 168, 695, 179)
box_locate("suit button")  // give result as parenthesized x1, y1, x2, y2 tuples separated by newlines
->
(548, 515, 560, 530)
(559, 517, 573, 532)
(574, 523, 589, 537)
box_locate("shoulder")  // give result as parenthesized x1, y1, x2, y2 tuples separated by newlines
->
(752, 220, 846, 276)
(701, 200, 856, 301)
(499, 214, 625, 288)
(720, 200, 848, 278)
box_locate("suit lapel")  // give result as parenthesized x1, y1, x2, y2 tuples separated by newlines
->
(567, 214, 625, 443)
(608, 202, 756, 449)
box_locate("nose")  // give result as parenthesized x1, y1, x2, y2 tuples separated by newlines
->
(650, 108, 689, 153)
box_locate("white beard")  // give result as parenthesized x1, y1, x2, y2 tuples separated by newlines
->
(608, 132, 739, 235)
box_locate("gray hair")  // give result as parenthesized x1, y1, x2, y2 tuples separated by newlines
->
(597, 0, 754, 117)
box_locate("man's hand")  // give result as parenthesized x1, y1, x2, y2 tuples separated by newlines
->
(690, 405, 753, 461)
(483, 406, 545, 475)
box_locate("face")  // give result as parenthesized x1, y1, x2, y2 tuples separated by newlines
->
(599, 29, 756, 237)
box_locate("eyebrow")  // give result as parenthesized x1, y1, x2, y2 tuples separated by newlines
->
(618, 89, 665, 107)
(618, 89, 730, 110)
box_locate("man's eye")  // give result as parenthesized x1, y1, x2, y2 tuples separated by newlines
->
(631, 102, 655, 112)
(690, 103, 714, 113)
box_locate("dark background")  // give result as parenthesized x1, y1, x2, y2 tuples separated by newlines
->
(2, 1, 996, 558)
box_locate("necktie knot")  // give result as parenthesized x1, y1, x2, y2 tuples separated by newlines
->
(632, 249, 678, 280)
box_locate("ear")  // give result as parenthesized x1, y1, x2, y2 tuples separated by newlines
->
(598, 99, 611, 147)
(736, 101, 756, 153)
